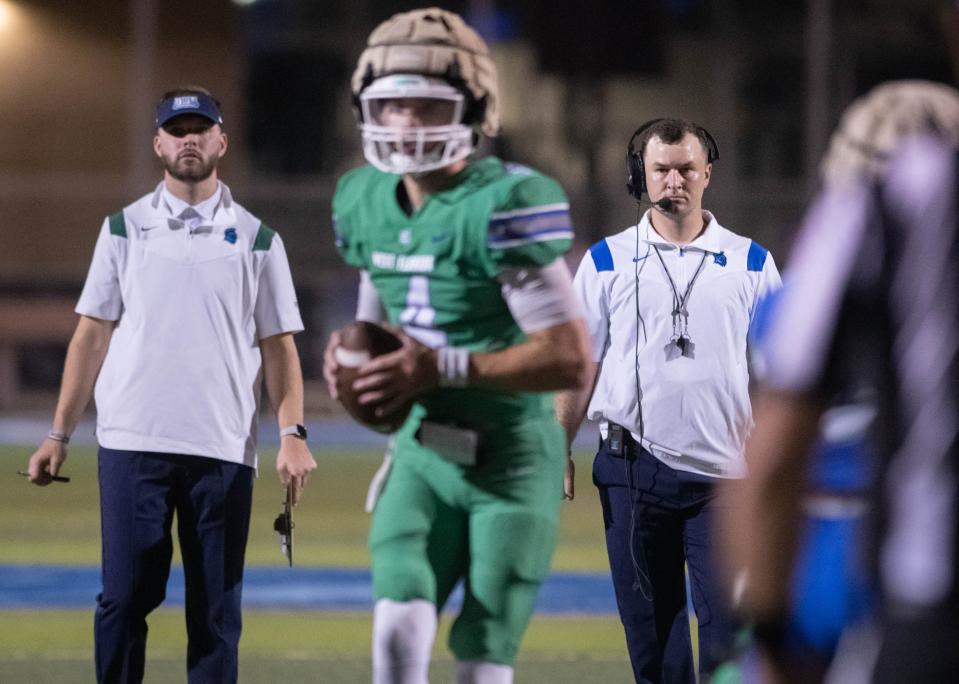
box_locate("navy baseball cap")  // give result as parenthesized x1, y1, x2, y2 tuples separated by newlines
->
(155, 93, 224, 128)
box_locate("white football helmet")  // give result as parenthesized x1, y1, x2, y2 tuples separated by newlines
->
(359, 74, 473, 175)
(351, 7, 499, 175)
(821, 80, 959, 185)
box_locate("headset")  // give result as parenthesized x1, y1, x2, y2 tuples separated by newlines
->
(625, 118, 720, 201)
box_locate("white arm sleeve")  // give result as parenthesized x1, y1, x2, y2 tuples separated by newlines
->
(254, 233, 305, 338)
(750, 251, 783, 323)
(498, 259, 584, 334)
(355, 270, 387, 322)
(571, 251, 610, 362)
(76, 219, 123, 321)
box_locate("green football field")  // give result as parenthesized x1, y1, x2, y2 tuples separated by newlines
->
(0, 444, 635, 682)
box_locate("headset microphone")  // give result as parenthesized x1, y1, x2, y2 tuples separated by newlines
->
(637, 196, 674, 212)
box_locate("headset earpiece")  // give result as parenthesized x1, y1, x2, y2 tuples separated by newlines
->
(698, 126, 720, 165)
(625, 118, 665, 201)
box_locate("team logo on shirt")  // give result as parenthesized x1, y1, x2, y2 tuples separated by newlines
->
(713, 251, 727, 266)
(224, 228, 237, 244)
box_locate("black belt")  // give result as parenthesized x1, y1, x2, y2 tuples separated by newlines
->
(605, 423, 728, 477)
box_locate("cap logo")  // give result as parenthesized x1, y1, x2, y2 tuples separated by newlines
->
(172, 96, 200, 111)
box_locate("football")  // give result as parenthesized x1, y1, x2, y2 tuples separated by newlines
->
(333, 320, 411, 433)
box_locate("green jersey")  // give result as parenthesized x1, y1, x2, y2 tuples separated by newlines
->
(332, 156, 573, 428)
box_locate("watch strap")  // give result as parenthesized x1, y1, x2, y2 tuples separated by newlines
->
(280, 424, 308, 440)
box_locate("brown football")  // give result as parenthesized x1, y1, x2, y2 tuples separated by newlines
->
(333, 320, 412, 433)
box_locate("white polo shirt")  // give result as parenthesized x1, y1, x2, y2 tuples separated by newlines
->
(76, 181, 303, 467)
(573, 210, 781, 478)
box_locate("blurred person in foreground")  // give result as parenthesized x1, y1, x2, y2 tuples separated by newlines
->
(25, 86, 316, 683)
(720, 78, 959, 683)
(322, 7, 590, 683)
(556, 117, 782, 683)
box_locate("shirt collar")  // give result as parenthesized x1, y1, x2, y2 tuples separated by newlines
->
(151, 181, 233, 222)
(640, 209, 722, 254)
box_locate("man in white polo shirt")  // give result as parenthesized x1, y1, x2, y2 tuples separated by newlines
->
(556, 118, 781, 683)
(24, 86, 316, 684)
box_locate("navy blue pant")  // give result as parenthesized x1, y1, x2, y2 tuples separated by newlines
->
(95, 447, 254, 684)
(593, 437, 734, 683)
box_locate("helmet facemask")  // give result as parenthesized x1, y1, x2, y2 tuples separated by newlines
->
(359, 74, 473, 175)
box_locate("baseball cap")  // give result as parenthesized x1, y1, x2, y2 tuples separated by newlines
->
(155, 92, 224, 129)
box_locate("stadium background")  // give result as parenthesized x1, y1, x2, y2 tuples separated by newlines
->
(0, 0, 953, 681)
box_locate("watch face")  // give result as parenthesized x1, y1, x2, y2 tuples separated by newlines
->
(295, 424, 308, 440)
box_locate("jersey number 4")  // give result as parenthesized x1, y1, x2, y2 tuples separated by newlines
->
(399, 275, 447, 347)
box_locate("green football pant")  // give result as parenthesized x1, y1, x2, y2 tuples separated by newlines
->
(369, 415, 566, 665)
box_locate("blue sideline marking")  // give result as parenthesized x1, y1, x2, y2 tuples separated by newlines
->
(0, 566, 618, 614)
(0, 418, 600, 451)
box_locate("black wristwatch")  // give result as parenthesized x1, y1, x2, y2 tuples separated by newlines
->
(280, 424, 308, 440)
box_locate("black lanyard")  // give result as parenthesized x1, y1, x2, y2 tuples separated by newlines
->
(652, 245, 709, 359)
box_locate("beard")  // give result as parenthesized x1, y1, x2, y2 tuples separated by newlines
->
(162, 151, 218, 183)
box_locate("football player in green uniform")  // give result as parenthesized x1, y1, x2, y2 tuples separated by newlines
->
(323, 7, 591, 684)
